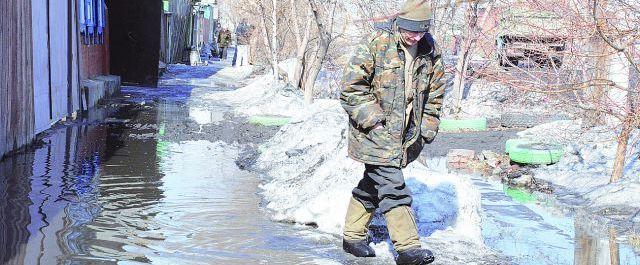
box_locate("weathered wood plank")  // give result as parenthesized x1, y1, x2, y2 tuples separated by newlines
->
(0, 0, 35, 160)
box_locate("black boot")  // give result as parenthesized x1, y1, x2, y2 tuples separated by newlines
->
(343, 239, 376, 257)
(396, 248, 435, 265)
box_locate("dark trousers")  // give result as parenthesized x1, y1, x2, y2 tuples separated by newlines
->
(352, 164, 413, 214)
(219, 47, 226, 59)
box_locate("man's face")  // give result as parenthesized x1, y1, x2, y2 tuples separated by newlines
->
(400, 29, 426, 46)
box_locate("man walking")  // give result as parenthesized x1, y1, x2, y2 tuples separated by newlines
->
(234, 19, 252, 67)
(339, 1, 445, 264)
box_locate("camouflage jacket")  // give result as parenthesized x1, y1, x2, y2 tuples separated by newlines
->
(340, 24, 446, 168)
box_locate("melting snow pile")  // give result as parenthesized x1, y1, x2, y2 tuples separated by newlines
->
(442, 82, 505, 119)
(257, 99, 490, 259)
(207, 74, 305, 117)
(520, 120, 640, 209)
(214, 65, 255, 81)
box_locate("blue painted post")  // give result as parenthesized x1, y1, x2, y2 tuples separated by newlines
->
(78, 0, 86, 44)
(85, 0, 95, 44)
(97, 0, 104, 44)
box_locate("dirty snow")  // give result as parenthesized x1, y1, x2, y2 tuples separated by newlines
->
(200, 63, 502, 261)
(442, 82, 504, 119)
(441, 80, 572, 121)
(214, 65, 255, 81)
(206, 74, 306, 117)
(516, 119, 640, 209)
(255, 97, 493, 261)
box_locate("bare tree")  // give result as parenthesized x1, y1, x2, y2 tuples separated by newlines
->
(449, 1, 496, 115)
(469, 0, 639, 183)
(591, 0, 640, 182)
(254, 0, 279, 78)
(289, 0, 312, 88)
(304, 0, 341, 105)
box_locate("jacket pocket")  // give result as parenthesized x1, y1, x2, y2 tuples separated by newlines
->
(373, 65, 400, 117)
(365, 126, 392, 151)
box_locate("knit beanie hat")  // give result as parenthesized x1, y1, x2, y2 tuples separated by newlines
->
(396, 0, 433, 32)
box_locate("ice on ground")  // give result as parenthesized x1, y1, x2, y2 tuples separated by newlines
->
(517, 120, 640, 209)
(257, 98, 488, 256)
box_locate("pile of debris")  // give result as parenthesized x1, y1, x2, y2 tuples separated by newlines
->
(445, 148, 553, 193)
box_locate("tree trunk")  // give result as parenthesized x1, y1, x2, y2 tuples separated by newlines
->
(611, 45, 638, 183)
(305, 0, 333, 105)
(451, 3, 478, 115)
(257, 1, 278, 79)
(289, 0, 311, 89)
(270, 0, 278, 78)
(452, 47, 469, 115)
(295, 18, 311, 89)
(585, 0, 610, 128)
(611, 118, 632, 183)
(304, 49, 325, 105)
(609, 228, 620, 265)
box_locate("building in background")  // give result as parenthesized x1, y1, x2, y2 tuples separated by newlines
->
(1, 0, 222, 159)
(160, 0, 194, 64)
(189, 2, 219, 65)
(107, 0, 161, 87)
(159, 0, 219, 66)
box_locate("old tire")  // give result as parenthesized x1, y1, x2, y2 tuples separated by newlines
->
(439, 118, 488, 132)
(248, 116, 291, 126)
(505, 138, 533, 154)
(508, 142, 564, 165)
(503, 186, 537, 204)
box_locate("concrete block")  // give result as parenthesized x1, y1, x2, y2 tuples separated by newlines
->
(81, 79, 107, 109)
(94, 75, 121, 95)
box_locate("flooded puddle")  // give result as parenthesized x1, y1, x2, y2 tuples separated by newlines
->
(473, 175, 640, 264)
(0, 64, 343, 264)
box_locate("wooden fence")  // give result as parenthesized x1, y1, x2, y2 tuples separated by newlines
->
(169, 0, 193, 63)
(0, 0, 35, 159)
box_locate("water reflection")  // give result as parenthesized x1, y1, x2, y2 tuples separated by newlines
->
(0, 149, 33, 265)
(573, 225, 640, 265)
(474, 176, 640, 265)
(0, 64, 343, 264)
(0, 103, 163, 264)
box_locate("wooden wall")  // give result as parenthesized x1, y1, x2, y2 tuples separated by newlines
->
(166, 0, 193, 63)
(32, 0, 52, 134)
(0, 0, 35, 159)
(32, 0, 83, 135)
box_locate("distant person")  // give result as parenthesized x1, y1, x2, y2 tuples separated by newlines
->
(339, 0, 446, 264)
(234, 19, 252, 67)
(218, 29, 231, 60)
